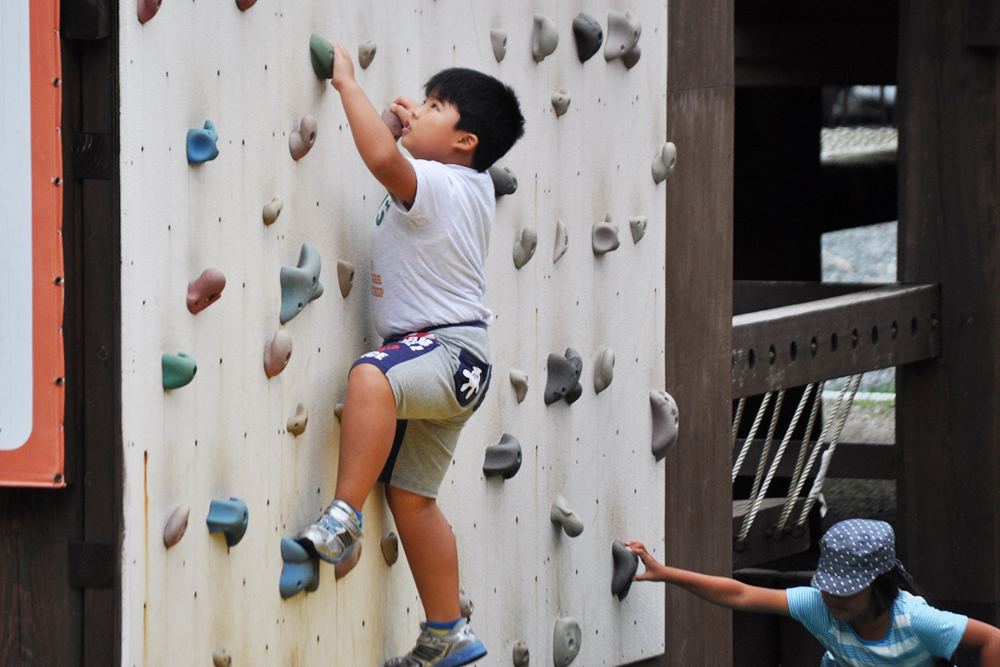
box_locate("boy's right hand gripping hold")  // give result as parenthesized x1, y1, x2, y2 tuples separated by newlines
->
(627, 541, 671, 582)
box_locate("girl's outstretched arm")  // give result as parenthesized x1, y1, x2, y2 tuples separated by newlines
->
(627, 541, 791, 616)
(958, 618, 1000, 666)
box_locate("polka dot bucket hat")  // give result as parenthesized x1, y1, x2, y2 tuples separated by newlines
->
(812, 519, 907, 596)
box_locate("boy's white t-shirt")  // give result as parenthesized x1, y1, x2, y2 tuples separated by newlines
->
(369, 157, 495, 340)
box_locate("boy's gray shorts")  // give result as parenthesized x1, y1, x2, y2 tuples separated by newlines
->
(351, 323, 491, 498)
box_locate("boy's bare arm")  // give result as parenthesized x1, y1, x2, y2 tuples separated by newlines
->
(330, 41, 417, 206)
(959, 618, 1000, 666)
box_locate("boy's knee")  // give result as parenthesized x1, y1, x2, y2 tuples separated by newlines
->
(386, 486, 435, 515)
(348, 362, 393, 396)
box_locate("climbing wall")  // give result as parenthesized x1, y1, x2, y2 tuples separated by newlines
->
(119, 1, 668, 665)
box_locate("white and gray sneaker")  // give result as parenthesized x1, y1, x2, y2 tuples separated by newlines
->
(295, 499, 363, 564)
(384, 620, 487, 667)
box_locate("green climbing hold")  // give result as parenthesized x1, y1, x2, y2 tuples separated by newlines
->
(310, 33, 334, 80)
(162, 352, 197, 390)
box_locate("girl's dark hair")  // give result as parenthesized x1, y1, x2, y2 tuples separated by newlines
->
(871, 568, 955, 667)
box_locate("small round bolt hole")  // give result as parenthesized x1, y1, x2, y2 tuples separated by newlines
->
(911, 316, 919, 336)
(748, 348, 756, 369)
(768, 345, 776, 365)
(810, 337, 818, 357)
(891, 321, 898, 340)
(830, 332, 838, 352)
(789, 340, 798, 361)
(851, 328, 859, 349)
(871, 325, 879, 345)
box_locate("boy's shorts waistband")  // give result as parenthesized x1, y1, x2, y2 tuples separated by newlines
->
(383, 321, 485, 344)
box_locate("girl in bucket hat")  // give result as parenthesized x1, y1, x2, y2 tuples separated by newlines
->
(627, 519, 1000, 665)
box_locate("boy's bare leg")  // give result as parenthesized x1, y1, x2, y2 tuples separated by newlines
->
(386, 485, 462, 623)
(334, 363, 397, 511)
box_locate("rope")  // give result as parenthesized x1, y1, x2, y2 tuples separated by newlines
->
(777, 381, 824, 531)
(732, 392, 772, 483)
(748, 390, 785, 503)
(732, 397, 746, 446)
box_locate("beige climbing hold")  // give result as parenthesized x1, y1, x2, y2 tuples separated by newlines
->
(335, 542, 362, 580)
(532, 14, 559, 62)
(262, 195, 282, 226)
(337, 260, 355, 298)
(358, 41, 377, 69)
(551, 89, 571, 117)
(381, 532, 399, 566)
(553, 617, 582, 667)
(163, 504, 191, 548)
(513, 227, 538, 269)
(605, 10, 641, 63)
(513, 640, 530, 667)
(650, 389, 679, 460)
(509, 370, 529, 403)
(286, 402, 308, 436)
(490, 28, 507, 62)
(593, 347, 615, 394)
(553, 219, 569, 262)
(592, 214, 620, 255)
(550, 495, 584, 537)
(459, 588, 474, 619)
(212, 646, 232, 667)
(334, 403, 344, 420)
(652, 142, 677, 184)
(264, 330, 293, 378)
(629, 216, 647, 243)
(289, 115, 317, 161)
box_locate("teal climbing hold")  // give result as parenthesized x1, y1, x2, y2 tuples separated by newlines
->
(186, 120, 219, 164)
(162, 352, 197, 390)
(280, 243, 324, 324)
(279, 538, 320, 599)
(310, 33, 334, 80)
(206, 498, 248, 547)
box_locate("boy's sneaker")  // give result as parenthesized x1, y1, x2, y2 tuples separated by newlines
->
(295, 499, 363, 564)
(384, 620, 487, 667)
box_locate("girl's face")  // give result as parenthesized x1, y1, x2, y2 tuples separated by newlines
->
(821, 587, 874, 623)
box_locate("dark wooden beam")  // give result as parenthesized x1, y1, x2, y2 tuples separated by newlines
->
(734, 440, 897, 480)
(734, 280, 880, 316)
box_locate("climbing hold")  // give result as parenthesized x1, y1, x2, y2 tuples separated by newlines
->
(553, 617, 582, 667)
(544, 349, 583, 405)
(163, 504, 190, 548)
(264, 330, 293, 378)
(382, 108, 403, 141)
(512, 640, 530, 667)
(629, 216, 647, 243)
(551, 89, 571, 117)
(358, 40, 377, 69)
(650, 390, 679, 460)
(310, 33, 334, 80)
(489, 165, 518, 196)
(186, 120, 219, 164)
(289, 115, 318, 161)
(337, 260, 355, 298)
(509, 370, 529, 403)
(550, 495, 584, 537)
(605, 10, 641, 63)
(553, 219, 569, 262)
(279, 538, 320, 599)
(162, 352, 197, 390)
(262, 196, 282, 226)
(593, 347, 615, 394)
(611, 540, 639, 600)
(206, 498, 248, 547)
(531, 14, 559, 62)
(381, 532, 399, 566)
(592, 214, 621, 255)
(490, 28, 507, 62)
(235, 0, 256, 9)
(186, 268, 226, 314)
(286, 402, 308, 436)
(334, 542, 362, 580)
(334, 403, 344, 420)
(137, 0, 161, 24)
(280, 242, 324, 324)
(513, 227, 537, 269)
(572, 13, 603, 62)
(459, 588, 474, 619)
(623, 46, 642, 69)
(483, 433, 522, 479)
(652, 142, 677, 184)
(212, 647, 232, 667)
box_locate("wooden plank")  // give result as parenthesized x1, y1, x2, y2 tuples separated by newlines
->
(0, 496, 22, 665)
(733, 498, 811, 569)
(734, 281, 879, 316)
(734, 440, 897, 480)
(669, 0, 734, 93)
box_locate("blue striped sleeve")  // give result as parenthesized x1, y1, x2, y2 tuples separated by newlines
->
(908, 600, 967, 659)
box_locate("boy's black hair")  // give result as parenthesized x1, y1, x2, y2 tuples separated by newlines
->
(424, 68, 525, 172)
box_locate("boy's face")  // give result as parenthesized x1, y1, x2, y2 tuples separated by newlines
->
(400, 95, 471, 163)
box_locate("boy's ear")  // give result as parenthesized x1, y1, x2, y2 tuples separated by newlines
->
(455, 131, 479, 154)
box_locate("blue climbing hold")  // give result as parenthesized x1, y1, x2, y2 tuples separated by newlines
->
(162, 352, 197, 390)
(280, 242, 324, 324)
(279, 538, 321, 599)
(206, 498, 248, 547)
(187, 120, 220, 164)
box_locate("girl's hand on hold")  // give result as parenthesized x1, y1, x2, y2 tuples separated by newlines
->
(330, 41, 356, 92)
(626, 541, 668, 581)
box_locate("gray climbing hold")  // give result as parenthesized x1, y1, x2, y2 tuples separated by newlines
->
(593, 347, 614, 394)
(611, 540, 639, 600)
(650, 390, 679, 460)
(206, 498, 248, 547)
(337, 259, 355, 298)
(287, 402, 308, 436)
(490, 28, 507, 62)
(289, 115, 318, 161)
(550, 495, 584, 537)
(544, 349, 583, 405)
(605, 10, 641, 63)
(334, 403, 344, 420)
(551, 89, 571, 117)
(531, 14, 559, 62)
(381, 532, 399, 566)
(137, 0, 161, 24)
(629, 216, 647, 243)
(212, 646, 232, 667)
(163, 504, 190, 548)
(623, 45, 642, 69)
(187, 268, 226, 314)
(652, 142, 677, 184)
(334, 542, 362, 580)
(489, 165, 518, 196)
(572, 13, 603, 62)
(592, 214, 620, 255)
(459, 587, 474, 619)
(509, 370, 529, 403)
(358, 40, 377, 69)
(513, 227, 537, 269)
(263, 195, 282, 226)
(280, 242, 324, 324)
(279, 538, 320, 599)
(483, 433, 522, 479)
(512, 640, 530, 667)
(162, 352, 197, 390)
(264, 330, 293, 378)
(553, 616, 582, 667)
(553, 219, 569, 262)
(186, 120, 220, 164)
(310, 33, 334, 80)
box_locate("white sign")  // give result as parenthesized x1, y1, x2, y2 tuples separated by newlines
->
(0, 0, 34, 451)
